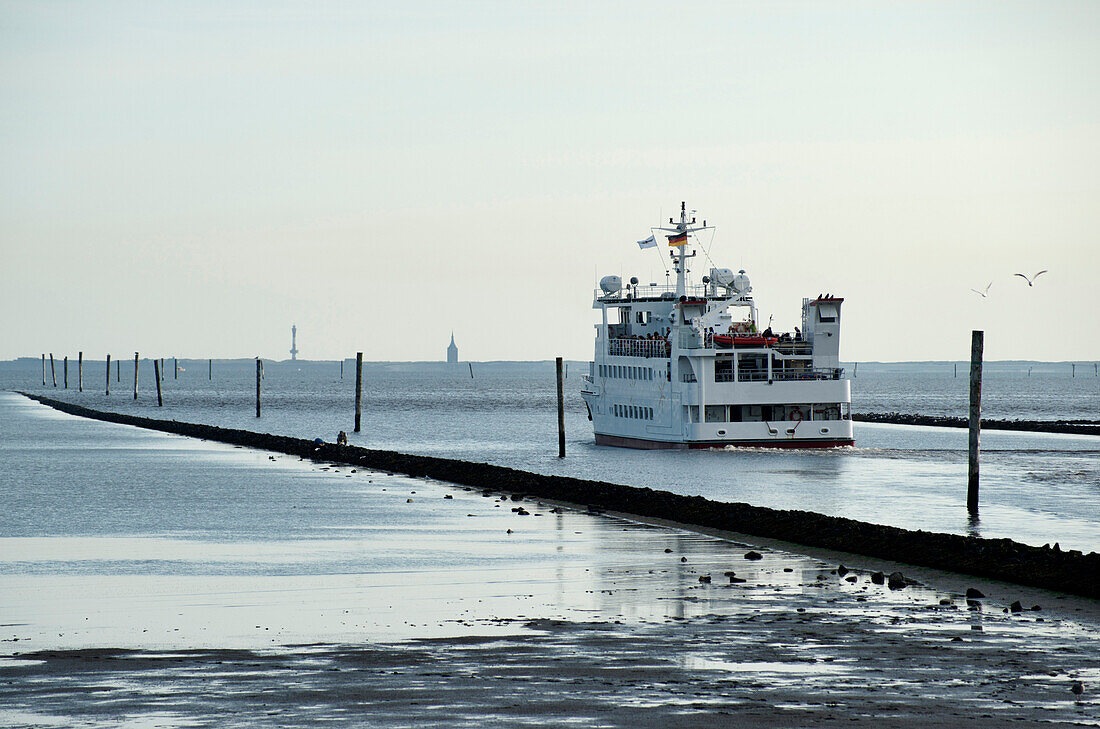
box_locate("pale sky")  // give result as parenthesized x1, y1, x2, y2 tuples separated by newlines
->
(2, 1, 1097, 362)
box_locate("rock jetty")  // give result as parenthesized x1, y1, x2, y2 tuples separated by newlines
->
(22, 393, 1100, 600)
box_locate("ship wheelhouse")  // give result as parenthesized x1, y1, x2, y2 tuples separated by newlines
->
(580, 202, 854, 450)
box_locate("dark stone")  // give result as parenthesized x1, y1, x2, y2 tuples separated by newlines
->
(744, 551, 763, 561)
(1010, 600, 1023, 613)
(681, 557, 687, 563)
(1030, 605, 1042, 611)
(444, 495, 453, 499)
(837, 565, 849, 576)
(965, 588, 985, 599)
(870, 571, 885, 585)
(845, 575, 858, 583)
(698, 575, 711, 583)
(664, 548, 673, 553)
(939, 598, 952, 605)
(887, 572, 907, 590)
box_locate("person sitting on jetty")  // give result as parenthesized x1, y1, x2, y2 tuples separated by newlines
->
(336, 431, 348, 446)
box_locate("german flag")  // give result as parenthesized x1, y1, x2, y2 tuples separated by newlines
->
(667, 231, 688, 247)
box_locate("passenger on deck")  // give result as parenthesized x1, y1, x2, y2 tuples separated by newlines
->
(763, 326, 774, 338)
(794, 327, 802, 341)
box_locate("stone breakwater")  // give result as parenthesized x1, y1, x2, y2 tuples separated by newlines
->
(23, 393, 1100, 600)
(853, 412, 1100, 436)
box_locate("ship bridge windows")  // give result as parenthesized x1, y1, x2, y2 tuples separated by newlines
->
(817, 304, 837, 323)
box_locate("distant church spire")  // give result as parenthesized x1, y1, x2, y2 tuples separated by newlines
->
(447, 332, 458, 363)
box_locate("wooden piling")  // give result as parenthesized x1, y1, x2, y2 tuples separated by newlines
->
(133, 352, 139, 400)
(106, 354, 111, 395)
(556, 356, 565, 458)
(78, 351, 83, 392)
(208, 358, 212, 380)
(41, 354, 45, 386)
(354, 352, 363, 433)
(967, 331, 983, 514)
(853, 362, 857, 378)
(154, 359, 163, 407)
(469, 362, 474, 378)
(174, 357, 178, 380)
(341, 360, 344, 380)
(255, 359, 262, 417)
(116, 358, 120, 382)
(64, 356, 68, 389)
(954, 362, 957, 378)
(50, 353, 56, 387)
(1072, 363, 1075, 378)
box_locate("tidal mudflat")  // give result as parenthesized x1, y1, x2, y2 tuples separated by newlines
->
(1, 393, 1097, 727)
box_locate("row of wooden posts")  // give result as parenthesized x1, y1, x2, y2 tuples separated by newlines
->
(39, 352, 572, 458)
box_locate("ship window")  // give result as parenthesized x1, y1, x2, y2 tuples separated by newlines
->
(705, 405, 726, 423)
(817, 304, 837, 323)
(842, 402, 850, 420)
(729, 406, 743, 422)
(689, 405, 699, 422)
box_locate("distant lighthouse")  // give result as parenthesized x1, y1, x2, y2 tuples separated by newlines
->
(290, 324, 299, 361)
(447, 332, 458, 363)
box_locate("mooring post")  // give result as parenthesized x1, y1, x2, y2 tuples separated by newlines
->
(106, 354, 111, 395)
(469, 362, 474, 378)
(341, 359, 344, 380)
(160, 358, 165, 384)
(208, 358, 212, 380)
(154, 359, 163, 407)
(556, 356, 565, 458)
(133, 352, 139, 400)
(853, 362, 857, 378)
(116, 358, 120, 382)
(1072, 363, 1075, 378)
(41, 354, 45, 386)
(64, 356, 68, 389)
(78, 351, 83, 392)
(255, 358, 262, 417)
(968, 330, 984, 514)
(954, 362, 957, 378)
(50, 353, 56, 387)
(174, 357, 178, 380)
(354, 352, 363, 433)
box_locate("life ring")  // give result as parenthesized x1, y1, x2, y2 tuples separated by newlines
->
(790, 408, 803, 422)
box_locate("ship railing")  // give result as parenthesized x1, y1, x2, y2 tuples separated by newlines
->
(607, 338, 670, 358)
(771, 341, 813, 355)
(716, 367, 844, 383)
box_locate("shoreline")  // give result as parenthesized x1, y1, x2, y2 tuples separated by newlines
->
(853, 411, 1100, 436)
(20, 392, 1100, 600)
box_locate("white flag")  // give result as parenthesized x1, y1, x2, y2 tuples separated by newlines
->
(637, 235, 657, 249)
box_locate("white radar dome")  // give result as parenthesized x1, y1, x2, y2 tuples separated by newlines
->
(731, 271, 751, 294)
(709, 268, 736, 288)
(599, 275, 622, 295)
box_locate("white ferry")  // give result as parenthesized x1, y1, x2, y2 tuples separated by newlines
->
(580, 202, 853, 449)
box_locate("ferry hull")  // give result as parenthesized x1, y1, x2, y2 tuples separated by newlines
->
(594, 433, 855, 450)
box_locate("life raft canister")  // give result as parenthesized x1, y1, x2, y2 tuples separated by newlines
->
(790, 407, 803, 422)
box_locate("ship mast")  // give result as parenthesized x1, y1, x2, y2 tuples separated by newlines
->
(656, 201, 711, 300)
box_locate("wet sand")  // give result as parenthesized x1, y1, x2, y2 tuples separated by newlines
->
(1, 394, 1099, 727)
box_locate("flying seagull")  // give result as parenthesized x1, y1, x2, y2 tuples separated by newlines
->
(1014, 270, 1047, 287)
(970, 282, 992, 298)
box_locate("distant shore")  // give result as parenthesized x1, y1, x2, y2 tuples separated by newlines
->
(853, 412, 1100, 436)
(21, 392, 1099, 599)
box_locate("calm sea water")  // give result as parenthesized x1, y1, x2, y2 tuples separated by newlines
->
(2, 359, 1098, 552)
